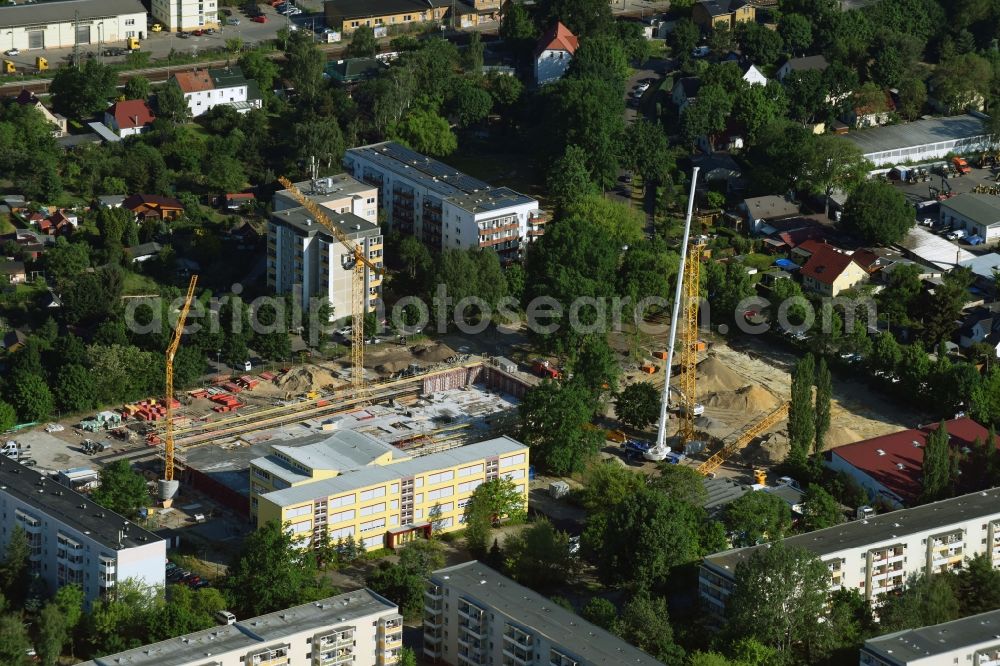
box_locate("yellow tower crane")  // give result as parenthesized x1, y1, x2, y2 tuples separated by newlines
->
(277, 176, 384, 396)
(159, 274, 198, 507)
(677, 238, 705, 444)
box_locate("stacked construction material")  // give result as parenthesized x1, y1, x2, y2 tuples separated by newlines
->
(210, 394, 244, 413)
(236, 375, 260, 390)
(221, 381, 243, 394)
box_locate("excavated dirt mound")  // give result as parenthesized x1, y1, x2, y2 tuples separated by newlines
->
(376, 360, 413, 374)
(696, 355, 749, 393)
(704, 385, 780, 413)
(414, 343, 457, 363)
(275, 366, 341, 394)
(823, 426, 862, 450)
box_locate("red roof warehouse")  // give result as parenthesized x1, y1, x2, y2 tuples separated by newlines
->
(826, 417, 998, 507)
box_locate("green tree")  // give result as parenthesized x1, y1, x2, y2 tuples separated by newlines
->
(464, 477, 527, 525)
(124, 76, 151, 100)
(545, 145, 594, 211)
(615, 381, 660, 430)
(49, 59, 117, 118)
(154, 82, 191, 123)
(581, 597, 617, 630)
(788, 354, 815, 465)
(399, 647, 418, 666)
(0, 614, 30, 666)
(53, 363, 97, 414)
(877, 573, 960, 632)
(930, 53, 992, 113)
(681, 84, 735, 146)
(239, 50, 281, 99)
(612, 593, 685, 664)
(670, 18, 699, 62)
(841, 180, 914, 245)
(895, 74, 927, 119)
(953, 553, 1000, 615)
(778, 13, 812, 55)
(814, 358, 832, 453)
(225, 521, 331, 617)
(920, 421, 951, 503)
(0, 402, 16, 432)
(724, 491, 792, 546)
(534, 0, 612, 38)
(8, 374, 53, 423)
(53, 584, 85, 636)
(346, 25, 377, 58)
(725, 543, 829, 658)
(540, 78, 623, 188)
(44, 237, 91, 285)
(802, 485, 843, 531)
(36, 603, 66, 666)
(922, 267, 974, 348)
(567, 37, 628, 84)
(579, 462, 645, 512)
(366, 540, 444, 619)
(734, 81, 789, 145)
(1, 526, 30, 604)
(972, 367, 1000, 427)
(802, 135, 869, 216)
(738, 22, 784, 66)
(90, 460, 151, 519)
(503, 518, 573, 590)
(392, 109, 457, 157)
(571, 335, 619, 397)
(878, 263, 923, 329)
(448, 79, 493, 127)
(284, 31, 325, 100)
(586, 485, 705, 588)
(518, 380, 603, 475)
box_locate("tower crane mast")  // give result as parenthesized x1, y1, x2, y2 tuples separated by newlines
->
(159, 274, 198, 506)
(277, 176, 384, 396)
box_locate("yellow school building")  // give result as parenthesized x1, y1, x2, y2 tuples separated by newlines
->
(251, 433, 529, 550)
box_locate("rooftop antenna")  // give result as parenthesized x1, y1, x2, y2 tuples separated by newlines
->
(309, 155, 318, 191)
(651, 167, 700, 457)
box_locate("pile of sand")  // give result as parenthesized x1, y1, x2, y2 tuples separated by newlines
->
(703, 385, 780, 413)
(276, 366, 340, 394)
(414, 343, 456, 363)
(376, 360, 412, 374)
(822, 426, 862, 450)
(696, 355, 748, 393)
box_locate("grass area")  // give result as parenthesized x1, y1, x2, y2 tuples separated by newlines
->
(0, 216, 14, 235)
(743, 252, 777, 272)
(446, 141, 545, 199)
(123, 271, 162, 295)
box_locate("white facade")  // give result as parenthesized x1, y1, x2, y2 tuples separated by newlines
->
(151, 0, 220, 31)
(534, 48, 572, 85)
(842, 114, 993, 167)
(77, 589, 403, 666)
(425, 562, 665, 666)
(742, 64, 767, 87)
(700, 488, 1000, 618)
(0, 459, 165, 606)
(939, 194, 1000, 243)
(272, 174, 379, 224)
(181, 83, 256, 117)
(267, 206, 383, 318)
(344, 142, 543, 260)
(0, 0, 147, 50)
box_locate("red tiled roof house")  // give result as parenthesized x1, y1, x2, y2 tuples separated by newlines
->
(104, 99, 156, 138)
(799, 244, 869, 296)
(535, 22, 578, 86)
(826, 417, 998, 507)
(123, 194, 185, 222)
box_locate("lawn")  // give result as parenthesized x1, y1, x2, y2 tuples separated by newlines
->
(446, 141, 546, 200)
(0, 216, 14, 235)
(123, 271, 162, 295)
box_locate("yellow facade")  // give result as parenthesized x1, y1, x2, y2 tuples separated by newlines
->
(255, 439, 530, 551)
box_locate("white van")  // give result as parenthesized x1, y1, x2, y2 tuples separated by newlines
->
(214, 610, 236, 625)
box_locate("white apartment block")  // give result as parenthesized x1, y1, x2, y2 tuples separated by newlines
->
(273, 174, 379, 225)
(0, 0, 147, 50)
(151, 0, 220, 31)
(343, 142, 546, 261)
(424, 562, 665, 666)
(77, 589, 403, 666)
(860, 609, 1000, 666)
(267, 205, 383, 319)
(0, 457, 165, 606)
(172, 67, 262, 118)
(700, 488, 1000, 618)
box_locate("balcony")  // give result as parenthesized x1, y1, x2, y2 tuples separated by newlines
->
(424, 612, 443, 628)
(502, 646, 532, 664)
(423, 646, 442, 660)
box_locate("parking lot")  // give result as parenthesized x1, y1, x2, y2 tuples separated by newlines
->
(892, 163, 1000, 205)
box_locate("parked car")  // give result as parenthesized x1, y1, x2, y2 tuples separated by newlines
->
(177, 31, 190, 38)
(251, 15, 267, 22)
(205, 27, 216, 34)
(4, 48, 19, 57)
(634, 81, 650, 93)
(150, 23, 162, 32)
(227, 17, 240, 24)
(691, 45, 710, 57)
(191, 29, 204, 36)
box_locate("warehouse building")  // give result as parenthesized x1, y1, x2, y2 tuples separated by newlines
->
(343, 142, 546, 260)
(425, 561, 665, 666)
(77, 589, 403, 666)
(840, 114, 993, 167)
(859, 609, 1000, 666)
(939, 193, 1000, 244)
(151, 0, 220, 32)
(253, 435, 529, 551)
(0, 457, 165, 606)
(700, 488, 1000, 617)
(0, 0, 147, 50)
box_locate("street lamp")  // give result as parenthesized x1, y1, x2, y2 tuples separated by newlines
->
(216, 349, 222, 374)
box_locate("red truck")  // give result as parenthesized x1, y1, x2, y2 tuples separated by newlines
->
(952, 157, 971, 175)
(532, 359, 561, 380)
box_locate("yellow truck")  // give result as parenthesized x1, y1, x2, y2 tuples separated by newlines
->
(127, 36, 140, 50)
(150, 23, 162, 32)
